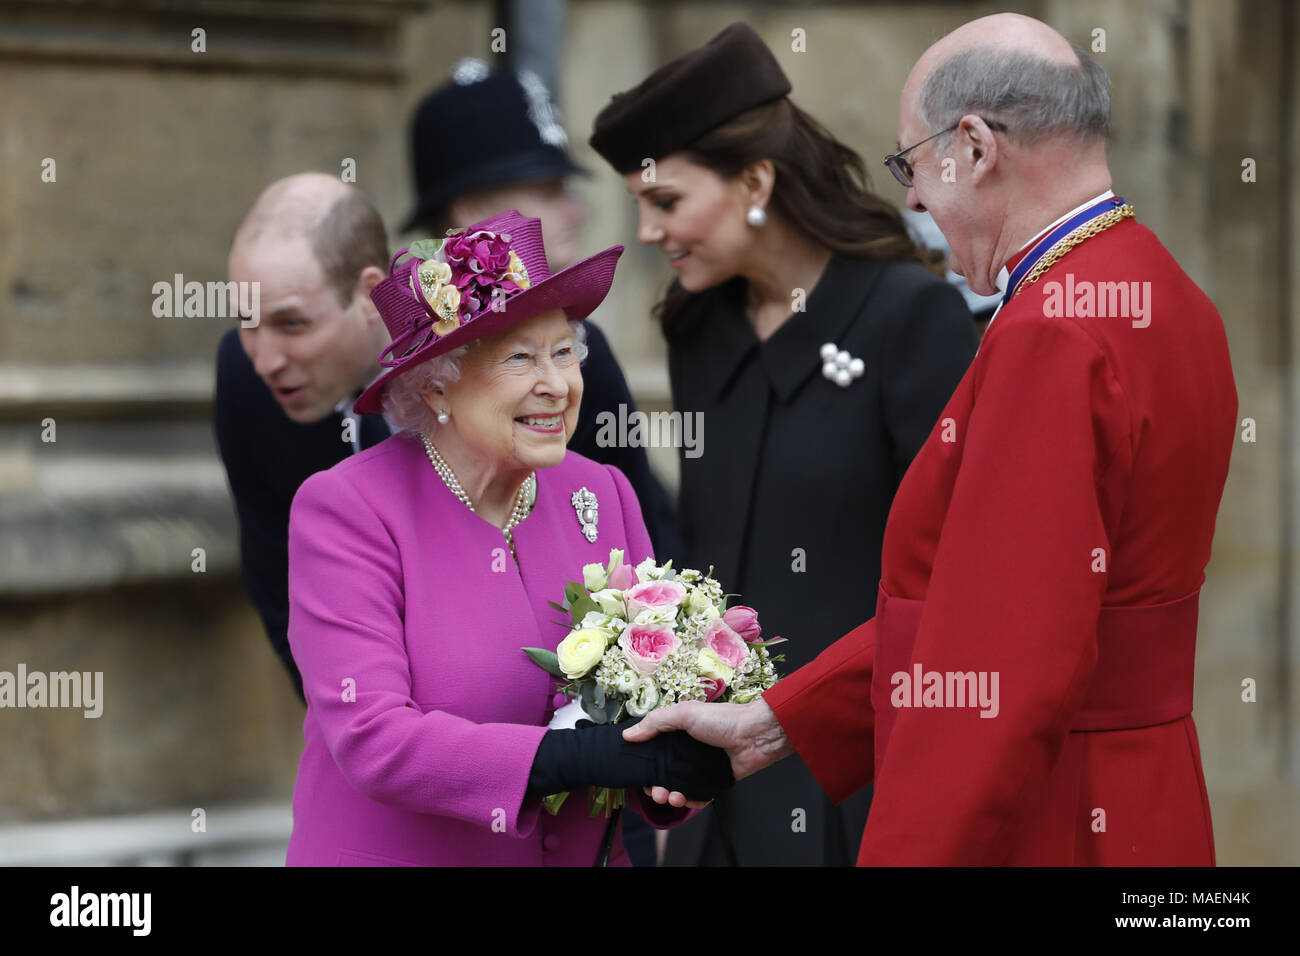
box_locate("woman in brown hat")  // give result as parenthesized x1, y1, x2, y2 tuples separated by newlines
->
(590, 22, 978, 866)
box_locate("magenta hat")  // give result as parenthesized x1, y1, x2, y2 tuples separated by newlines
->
(355, 210, 623, 415)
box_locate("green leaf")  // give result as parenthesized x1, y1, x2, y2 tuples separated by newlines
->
(580, 682, 608, 723)
(547, 600, 568, 613)
(751, 637, 788, 647)
(568, 594, 599, 623)
(587, 786, 626, 818)
(407, 238, 443, 260)
(563, 581, 587, 605)
(521, 647, 566, 679)
(542, 791, 569, 815)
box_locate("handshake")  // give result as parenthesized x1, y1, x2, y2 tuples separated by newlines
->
(527, 699, 795, 807)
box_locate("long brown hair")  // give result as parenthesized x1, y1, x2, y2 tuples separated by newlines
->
(653, 96, 941, 336)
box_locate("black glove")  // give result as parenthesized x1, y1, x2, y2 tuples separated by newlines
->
(526, 717, 734, 802)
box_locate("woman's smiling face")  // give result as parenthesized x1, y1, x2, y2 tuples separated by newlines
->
(429, 310, 583, 472)
(624, 154, 757, 292)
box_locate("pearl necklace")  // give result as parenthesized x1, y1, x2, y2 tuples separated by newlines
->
(420, 434, 535, 557)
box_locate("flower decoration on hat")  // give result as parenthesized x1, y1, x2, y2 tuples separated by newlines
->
(382, 225, 532, 364)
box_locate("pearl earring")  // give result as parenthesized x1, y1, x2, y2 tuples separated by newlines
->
(436, 409, 450, 425)
(745, 205, 767, 227)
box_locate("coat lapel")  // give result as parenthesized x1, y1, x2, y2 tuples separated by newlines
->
(760, 255, 887, 401)
(671, 256, 889, 591)
(672, 280, 767, 588)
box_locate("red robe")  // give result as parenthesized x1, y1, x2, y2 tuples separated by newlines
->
(763, 215, 1237, 865)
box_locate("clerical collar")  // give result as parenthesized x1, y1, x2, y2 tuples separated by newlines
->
(990, 189, 1115, 321)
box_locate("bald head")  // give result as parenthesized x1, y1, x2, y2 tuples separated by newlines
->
(914, 13, 1078, 80)
(231, 173, 389, 307)
(234, 172, 350, 245)
(903, 13, 1109, 149)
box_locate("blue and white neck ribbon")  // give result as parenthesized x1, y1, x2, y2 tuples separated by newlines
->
(1001, 195, 1126, 307)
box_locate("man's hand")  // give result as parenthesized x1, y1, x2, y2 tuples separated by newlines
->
(622, 699, 794, 807)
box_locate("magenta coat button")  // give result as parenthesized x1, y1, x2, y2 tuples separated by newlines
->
(551, 693, 567, 709)
(543, 834, 562, 852)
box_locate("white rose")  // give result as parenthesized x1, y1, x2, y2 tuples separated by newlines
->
(632, 605, 678, 627)
(614, 669, 639, 694)
(634, 557, 665, 583)
(579, 610, 620, 643)
(590, 588, 627, 618)
(582, 562, 608, 592)
(625, 676, 660, 716)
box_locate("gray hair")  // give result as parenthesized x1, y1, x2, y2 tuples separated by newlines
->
(381, 318, 590, 435)
(919, 44, 1110, 148)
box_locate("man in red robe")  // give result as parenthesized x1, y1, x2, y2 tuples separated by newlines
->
(626, 12, 1237, 865)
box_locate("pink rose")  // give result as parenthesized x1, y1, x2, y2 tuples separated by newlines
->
(722, 605, 763, 643)
(608, 562, 637, 592)
(625, 579, 687, 621)
(704, 620, 749, 670)
(618, 625, 679, 676)
(699, 677, 727, 702)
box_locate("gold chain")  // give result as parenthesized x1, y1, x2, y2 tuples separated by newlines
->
(1012, 204, 1136, 298)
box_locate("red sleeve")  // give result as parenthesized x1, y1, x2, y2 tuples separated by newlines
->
(762, 618, 876, 803)
(861, 316, 1132, 865)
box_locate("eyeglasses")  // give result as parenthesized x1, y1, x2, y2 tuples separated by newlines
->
(883, 119, 1008, 187)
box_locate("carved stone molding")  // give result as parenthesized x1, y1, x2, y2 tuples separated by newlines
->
(0, 0, 436, 81)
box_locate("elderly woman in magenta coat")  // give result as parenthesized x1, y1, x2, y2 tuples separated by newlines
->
(284, 211, 730, 867)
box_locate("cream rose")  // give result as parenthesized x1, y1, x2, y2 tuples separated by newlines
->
(696, 647, 735, 684)
(685, 588, 715, 616)
(556, 628, 606, 679)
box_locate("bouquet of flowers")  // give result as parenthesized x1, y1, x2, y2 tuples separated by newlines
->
(522, 549, 786, 817)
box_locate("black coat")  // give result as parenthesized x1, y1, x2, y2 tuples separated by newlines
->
(661, 254, 978, 866)
(212, 321, 682, 705)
